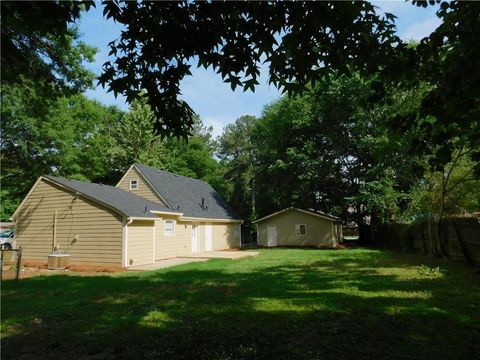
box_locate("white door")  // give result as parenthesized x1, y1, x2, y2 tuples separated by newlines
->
(205, 224, 213, 251)
(267, 225, 277, 247)
(192, 224, 199, 253)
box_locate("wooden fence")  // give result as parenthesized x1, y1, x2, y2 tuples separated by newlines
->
(372, 217, 480, 266)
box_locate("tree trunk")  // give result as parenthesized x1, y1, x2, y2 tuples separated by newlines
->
(358, 223, 372, 244)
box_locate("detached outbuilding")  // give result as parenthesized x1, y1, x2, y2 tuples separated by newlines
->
(254, 207, 343, 248)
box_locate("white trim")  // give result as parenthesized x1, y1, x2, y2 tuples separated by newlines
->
(180, 217, 243, 224)
(129, 179, 138, 190)
(152, 224, 156, 264)
(253, 207, 340, 224)
(123, 218, 133, 267)
(164, 219, 175, 236)
(239, 224, 242, 248)
(191, 224, 199, 253)
(134, 165, 172, 207)
(128, 217, 157, 221)
(295, 223, 307, 235)
(150, 210, 183, 217)
(115, 164, 135, 188)
(122, 218, 126, 267)
(11, 176, 45, 219)
(12, 176, 164, 223)
(125, 225, 129, 267)
(116, 164, 171, 207)
(267, 225, 277, 247)
(13, 176, 129, 221)
(330, 221, 337, 247)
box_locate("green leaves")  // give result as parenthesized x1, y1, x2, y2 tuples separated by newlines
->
(0, 81, 122, 220)
(97, 1, 400, 137)
(1, 1, 96, 95)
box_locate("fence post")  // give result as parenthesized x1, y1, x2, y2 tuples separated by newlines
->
(452, 221, 473, 266)
(420, 223, 428, 255)
(15, 247, 22, 281)
(0, 250, 4, 281)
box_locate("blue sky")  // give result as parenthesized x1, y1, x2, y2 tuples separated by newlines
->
(78, 1, 441, 137)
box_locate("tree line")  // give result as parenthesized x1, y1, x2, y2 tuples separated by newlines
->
(1, 2, 479, 238)
(3, 73, 479, 239)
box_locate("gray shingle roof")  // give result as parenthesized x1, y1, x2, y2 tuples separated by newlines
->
(134, 164, 240, 220)
(44, 175, 176, 219)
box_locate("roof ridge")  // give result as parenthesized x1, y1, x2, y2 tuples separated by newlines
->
(43, 175, 175, 218)
(45, 175, 119, 190)
(134, 163, 210, 185)
(131, 164, 240, 220)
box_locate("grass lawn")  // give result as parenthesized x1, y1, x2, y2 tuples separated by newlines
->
(2, 248, 479, 359)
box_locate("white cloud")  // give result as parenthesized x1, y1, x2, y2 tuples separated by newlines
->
(203, 117, 230, 139)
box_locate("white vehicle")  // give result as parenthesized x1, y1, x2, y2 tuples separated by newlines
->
(0, 229, 14, 250)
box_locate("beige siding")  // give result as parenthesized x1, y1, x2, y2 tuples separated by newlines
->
(212, 223, 241, 250)
(15, 179, 123, 265)
(257, 209, 335, 248)
(154, 218, 240, 258)
(155, 218, 191, 259)
(126, 220, 154, 266)
(117, 167, 166, 205)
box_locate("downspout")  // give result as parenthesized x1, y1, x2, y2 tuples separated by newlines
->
(123, 218, 133, 268)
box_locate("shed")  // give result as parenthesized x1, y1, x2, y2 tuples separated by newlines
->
(254, 207, 343, 248)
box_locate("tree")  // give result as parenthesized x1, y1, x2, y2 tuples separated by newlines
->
(3, 1, 478, 171)
(2, 1, 480, 167)
(250, 73, 430, 240)
(3, 1, 402, 137)
(1, 1, 96, 95)
(0, 88, 226, 221)
(409, 1, 480, 172)
(101, 98, 225, 192)
(0, 81, 122, 220)
(217, 115, 257, 222)
(406, 148, 480, 222)
(98, 1, 400, 137)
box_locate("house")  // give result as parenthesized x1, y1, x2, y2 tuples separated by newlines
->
(12, 165, 242, 268)
(254, 207, 342, 248)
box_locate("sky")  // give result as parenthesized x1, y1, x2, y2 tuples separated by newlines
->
(78, 1, 442, 138)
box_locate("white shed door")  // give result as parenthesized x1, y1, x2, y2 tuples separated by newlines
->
(205, 224, 213, 251)
(192, 224, 199, 253)
(267, 225, 277, 247)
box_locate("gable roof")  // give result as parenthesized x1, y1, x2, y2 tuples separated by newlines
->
(133, 163, 240, 220)
(253, 207, 342, 224)
(42, 176, 179, 219)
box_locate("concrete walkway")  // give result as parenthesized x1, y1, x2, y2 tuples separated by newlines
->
(183, 250, 260, 260)
(128, 251, 260, 271)
(128, 257, 208, 271)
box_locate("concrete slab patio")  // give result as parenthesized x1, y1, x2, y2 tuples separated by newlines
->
(183, 250, 260, 260)
(128, 257, 209, 271)
(128, 251, 260, 271)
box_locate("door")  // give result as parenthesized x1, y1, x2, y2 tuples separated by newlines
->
(267, 225, 277, 247)
(205, 224, 213, 251)
(191, 224, 199, 253)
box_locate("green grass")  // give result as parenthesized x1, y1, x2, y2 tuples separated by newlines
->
(2, 248, 479, 359)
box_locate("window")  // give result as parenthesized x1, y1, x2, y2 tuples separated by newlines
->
(130, 179, 138, 190)
(164, 220, 175, 236)
(296, 224, 307, 235)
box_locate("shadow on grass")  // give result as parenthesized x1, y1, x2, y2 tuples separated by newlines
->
(1, 248, 479, 360)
